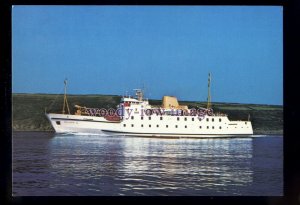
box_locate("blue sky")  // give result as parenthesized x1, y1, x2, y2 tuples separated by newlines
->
(12, 6, 283, 105)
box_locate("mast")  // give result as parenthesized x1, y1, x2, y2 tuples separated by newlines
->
(62, 79, 70, 114)
(134, 89, 143, 101)
(207, 73, 211, 109)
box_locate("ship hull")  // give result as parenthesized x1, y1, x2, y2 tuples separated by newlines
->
(46, 113, 253, 137)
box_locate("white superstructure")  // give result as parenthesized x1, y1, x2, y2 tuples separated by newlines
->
(46, 75, 253, 138)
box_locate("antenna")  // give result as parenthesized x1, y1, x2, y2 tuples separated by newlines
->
(207, 73, 211, 109)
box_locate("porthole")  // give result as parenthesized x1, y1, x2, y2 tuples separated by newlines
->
(212, 118, 214, 122)
(177, 117, 180, 121)
(141, 117, 144, 120)
(199, 126, 202, 129)
(131, 116, 134, 120)
(175, 125, 178, 128)
(219, 126, 222, 129)
(141, 124, 144, 127)
(166, 125, 168, 128)
(149, 124, 151, 127)
(219, 118, 221, 122)
(206, 118, 209, 122)
(157, 125, 159, 128)
(185, 125, 187, 128)
(212, 126, 214, 129)
(123, 124, 126, 127)
(207, 126, 209, 129)
(184, 117, 187, 121)
(131, 124, 134, 127)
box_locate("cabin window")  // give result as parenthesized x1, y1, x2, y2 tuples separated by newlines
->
(199, 126, 202, 129)
(245, 122, 247, 125)
(206, 118, 209, 122)
(141, 124, 144, 127)
(219, 126, 222, 129)
(160, 117, 163, 120)
(123, 124, 126, 127)
(212, 118, 214, 122)
(212, 126, 214, 129)
(207, 126, 209, 129)
(192, 118, 194, 121)
(177, 117, 180, 121)
(131, 116, 134, 120)
(131, 124, 134, 127)
(185, 125, 187, 128)
(219, 118, 222, 122)
(149, 124, 151, 127)
(157, 125, 159, 128)
(56, 121, 60, 125)
(184, 117, 187, 121)
(141, 117, 144, 120)
(149, 117, 151, 120)
(166, 125, 168, 128)
(175, 125, 178, 128)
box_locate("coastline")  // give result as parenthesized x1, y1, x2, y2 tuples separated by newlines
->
(12, 93, 283, 135)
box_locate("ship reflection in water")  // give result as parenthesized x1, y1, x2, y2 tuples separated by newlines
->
(13, 132, 283, 196)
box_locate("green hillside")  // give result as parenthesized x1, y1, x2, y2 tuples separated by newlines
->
(12, 93, 283, 134)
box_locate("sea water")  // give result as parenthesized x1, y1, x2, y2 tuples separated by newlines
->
(12, 132, 283, 196)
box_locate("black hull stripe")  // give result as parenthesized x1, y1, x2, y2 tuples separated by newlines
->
(51, 117, 120, 123)
(102, 129, 253, 136)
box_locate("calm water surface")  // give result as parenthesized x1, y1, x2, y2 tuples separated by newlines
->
(13, 132, 283, 196)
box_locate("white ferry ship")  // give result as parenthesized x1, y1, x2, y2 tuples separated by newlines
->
(46, 74, 253, 137)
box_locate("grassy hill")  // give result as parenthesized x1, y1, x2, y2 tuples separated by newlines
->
(12, 93, 283, 134)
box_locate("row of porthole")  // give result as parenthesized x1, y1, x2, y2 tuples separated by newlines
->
(130, 116, 223, 122)
(123, 124, 223, 129)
